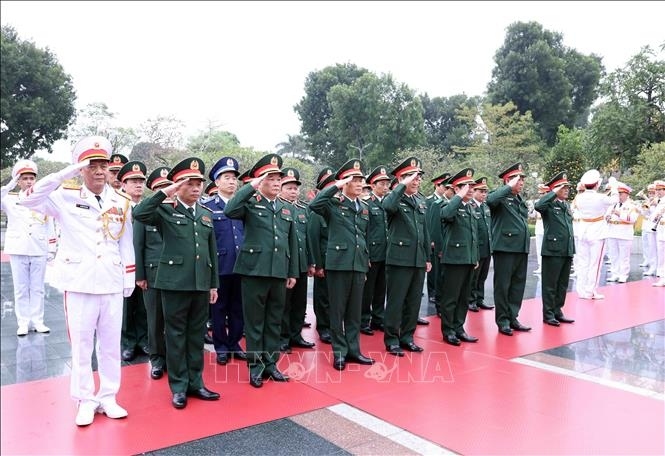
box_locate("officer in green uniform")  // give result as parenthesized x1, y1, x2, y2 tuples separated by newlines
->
(309, 159, 374, 371)
(225, 154, 299, 388)
(468, 176, 494, 311)
(383, 157, 431, 356)
(360, 165, 391, 335)
(107, 153, 128, 190)
(439, 168, 480, 346)
(307, 168, 335, 344)
(133, 166, 171, 380)
(426, 173, 452, 316)
(133, 157, 220, 409)
(279, 167, 315, 351)
(486, 162, 531, 336)
(535, 171, 576, 326)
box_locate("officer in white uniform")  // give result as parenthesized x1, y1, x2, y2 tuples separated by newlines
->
(605, 183, 638, 283)
(20, 136, 136, 427)
(1, 160, 56, 336)
(572, 169, 618, 299)
(652, 180, 665, 286)
(640, 183, 657, 275)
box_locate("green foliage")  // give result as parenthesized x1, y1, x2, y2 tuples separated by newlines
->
(545, 125, 589, 195)
(421, 93, 480, 157)
(623, 141, 665, 193)
(68, 102, 138, 156)
(1, 26, 77, 166)
(487, 21, 602, 145)
(275, 134, 312, 162)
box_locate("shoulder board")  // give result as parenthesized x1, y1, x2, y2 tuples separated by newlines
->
(359, 199, 369, 207)
(162, 198, 176, 205)
(426, 194, 435, 200)
(114, 189, 131, 201)
(199, 205, 212, 212)
(8, 191, 18, 195)
(62, 183, 82, 190)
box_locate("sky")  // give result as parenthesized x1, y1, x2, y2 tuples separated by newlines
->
(2, 1, 664, 163)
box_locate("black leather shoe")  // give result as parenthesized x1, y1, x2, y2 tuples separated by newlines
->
(556, 315, 575, 324)
(206, 319, 213, 330)
(187, 387, 220, 401)
(428, 296, 437, 303)
(231, 350, 248, 360)
(544, 318, 560, 327)
(279, 343, 292, 354)
(172, 392, 187, 409)
(444, 335, 461, 346)
(333, 357, 346, 370)
(416, 317, 430, 325)
(510, 321, 532, 332)
(370, 322, 384, 332)
(319, 333, 332, 344)
(216, 353, 229, 365)
(262, 369, 289, 382)
(121, 348, 135, 362)
(400, 342, 424, 352)
(386, 344, 405, 357)
(346, 354, 375, 365)
(359, 326, 374, 336)
(468, 303, 480, 312)
(477, 302, 495, 310)
(456, 332, 479, 343)
(204, 333, 214, 344)
(140, 345, 150, 356)
(150, 365, 164, 380)
(291, 337, 315, 348)
(249, 375, 263, 388)
(498, 326, 513, 336)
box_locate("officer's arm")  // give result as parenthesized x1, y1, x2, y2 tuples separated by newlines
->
(287, 219, 300, 278)
(19, 161, 89, 215)
(132, 190, 167, 225)
(306, 211, 323, 267)
(308, 184, 338, 219)
(382, 183, 406, 214)
(485, 184, 513, 209)
(133, 219, 147, 282)
(534, 191, 556, 213)
(208, 223, 220, 289)
(119, 204, 136, 291)
(440, 195, 463, 222)
(0, 175, 19, 211)
(223, 183, 255, 219)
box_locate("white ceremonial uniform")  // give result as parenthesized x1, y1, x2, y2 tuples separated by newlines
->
(640, 199, 657, 274)
(573, 189, 618, 298)
(605, 199, 638, 282)
(653, 199, 665, 284)
(20, 164, 135, 409)
(0, 185, 56, 330)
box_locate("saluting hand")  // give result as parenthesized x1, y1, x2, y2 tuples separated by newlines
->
(250, 172, 267, 189)
(162, 178, 189, 198)
(458, 184, 470, 199)
(335, 175, 354, 188)
(507, 175, 521, 189)
(402, 172, 419, 185)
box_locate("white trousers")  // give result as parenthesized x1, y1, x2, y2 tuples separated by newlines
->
(607, 238, 632, 281)
(657, 239, 665, 277)
(575, 238, 605, 297)
(9, 254, 47, 328)
(64, 291, 122, 405)
(535, 234, 543, 268)
(642, 230, 656, 266)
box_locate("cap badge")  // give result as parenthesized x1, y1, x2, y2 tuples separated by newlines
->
(190, 160, 199, 170)
(287, 169, 295, 177)
(325, 169, 332, 176)
(160, 169, 169, 177)
(270, 156, 279, 165)
(132, 164, 141, 172)
(481, 178, 487, 184)
(410, 159, 416, 167)
(226, 158, 234, 167)
(380, 168, 386, 175)
(562, 173, 567, 179)
(353, 161, 360, 170)
(94, 142, 100, 148)
(517, 164, 523, 171)
(466, 169, 473, 177)
(113, 156, 121, 164)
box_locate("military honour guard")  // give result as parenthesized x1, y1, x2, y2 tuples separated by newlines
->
(651, 180, 665, 286)
(468, 176, 494, 311)
(604, 182, 639, 283)
(535, 172, 576, 326)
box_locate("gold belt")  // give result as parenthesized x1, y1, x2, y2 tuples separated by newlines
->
(582, 216, 604, 222)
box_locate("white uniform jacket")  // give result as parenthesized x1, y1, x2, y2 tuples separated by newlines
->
(19, 167, 135, 294)
(1, 187, 56, 256)
(573, 190, 618, 240)
(605, 199, 638, 241)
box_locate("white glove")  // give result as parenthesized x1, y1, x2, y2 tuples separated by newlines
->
(123, 287, 134, 298)
(56, 159, 91, 181)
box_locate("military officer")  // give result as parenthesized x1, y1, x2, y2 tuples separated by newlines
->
(640, 183, 658, 276)
(605, 183, 638, 283)
(439, 168, 479, 345)
(531, 184, 550, 275)
(116, 161, 150, 362)
(360, 165, 391, 335)
(425, 172, 451, 309)
(468, 176, 494, 311)
(1, 159, 56, 336)
(133, 157, 220, 409)
(307, 167, 335, 345)
(20, 136, 135, 426)
(574, 169, 618, 299)
(278, 167, 315, 352)
(225, 154, 299, 388)
(486, 162, 531, 336)
(382, 157, 431, 356)
(133, 166, 171, 380)
(202, 157, 247, 366)
(652, 180, 665, 286)
(107, 153, 128, 190)
(535, 171, 576, 326)
(309, 159, 374, 370)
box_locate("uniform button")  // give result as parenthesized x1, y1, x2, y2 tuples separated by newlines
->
(275, 236, 278, 240)
(97, 255, 101, 259)
(399, 241, 403, 246)
(196, 243, 199, 247)
(176, 221, 181, 224)
(168, 260, 173, 265)
(553, 238, 557, 241)
(193, 222, 197, 226)
(196, 255, 200, 259)
(336, 246, 340, 250)
(195, 232, 198, 236)
(249, 249, 254, 253)
(508, 233, 512, 236)
(456, 243, 459, 247)
(274, 248, 278, 252)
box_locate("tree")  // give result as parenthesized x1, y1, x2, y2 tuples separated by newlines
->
(544, 125, 589, 196)
(623, 141, 665, 193)
(586, 46, 665, 172)
(421, 93, 480, 157)
(487, 21, 602, 145)
(275, 134, 312, 161)
(294, 63, 369, 165)
(68, 102, 138, 156)
(1, 26, 76, 166)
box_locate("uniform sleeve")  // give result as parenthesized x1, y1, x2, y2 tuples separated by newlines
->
(382, 183, 406, 214)
(133, 219, 148, 282)
(307, 211, 323, 267)
(440, 195, 463, 222)
(19, 163, 86, 216)
(119, 204, 136, 289)
(133, 190, 167, 225)
(224, 184, 254, 219)
(308, 185, 337, 219)
(208, 223, 220, 288)
(288, 219, 299, 278)
(485, 184, 512, 208)
(534, 192, 556, 213)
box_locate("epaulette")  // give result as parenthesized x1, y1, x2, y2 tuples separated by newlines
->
(115, 189, 131, 201)
(426, 194, 435, 200)
(359, 199, 369, 207)
(8, 191, 18, 195)
(62, 183, 81, 190)
(199, 204, 213, 212)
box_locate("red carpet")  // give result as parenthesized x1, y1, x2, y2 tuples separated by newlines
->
(1, 279, 663, 455)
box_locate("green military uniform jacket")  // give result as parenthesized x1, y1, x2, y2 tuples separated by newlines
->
(281, 198, 310, 274)
(309, 185, 369, 272)
(366, 193, 388, 262)
(534, 192, 575, 257)
(473, 200, 492, 259)
(382, 184, 430, 267)
(427, 195, 449, 260)
(486, 184, 530, 254)
(440, 195, 479, 265)
(225, 183, 299, 279)
(133, 191, 219, 291)
(133, 219, 162, 284)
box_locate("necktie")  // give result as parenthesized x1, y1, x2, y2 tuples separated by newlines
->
(188, 206, 195, 217)
(95, 195, 103, 208)
(271, 201, 276, 211)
